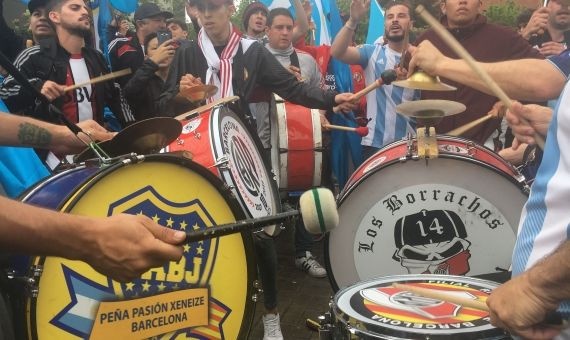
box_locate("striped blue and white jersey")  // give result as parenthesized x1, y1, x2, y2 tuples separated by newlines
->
(511, 74, 570, 315)
(357, 44, 419, 148)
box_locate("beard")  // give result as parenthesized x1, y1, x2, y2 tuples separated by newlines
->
(61, 20, 91, 37)
(386, 30, 404, 42)
(552, 15, 570, 30)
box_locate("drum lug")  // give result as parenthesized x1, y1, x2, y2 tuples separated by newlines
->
(252, 280, 263, 302)
(316, 314, 333, 340)
(466, 141, 477, 157)
(213, 155, 229, 169)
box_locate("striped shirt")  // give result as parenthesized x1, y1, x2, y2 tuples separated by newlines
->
(511, 68, 570, 315)
(357, 44, 419, 148)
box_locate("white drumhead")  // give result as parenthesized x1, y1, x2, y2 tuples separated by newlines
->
(210, 107, 279, 228)
(328, 157, 527, 290)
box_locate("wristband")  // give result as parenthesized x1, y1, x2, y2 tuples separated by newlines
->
(345, 21, 357, 31)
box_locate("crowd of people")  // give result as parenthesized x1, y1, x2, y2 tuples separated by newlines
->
(0, 0, 570, 338)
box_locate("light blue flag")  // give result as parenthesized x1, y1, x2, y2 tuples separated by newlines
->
(327, 0, 364, 189)
(366, 0, 384, 44)
(109, 0, 137, 14)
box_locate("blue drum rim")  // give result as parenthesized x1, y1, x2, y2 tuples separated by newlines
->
(24, 154, 256, 340)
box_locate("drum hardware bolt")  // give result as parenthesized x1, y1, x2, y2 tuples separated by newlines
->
(251, 293, 259, 302)
(213, 156, 229, 169)
(467, 142, 477, 157)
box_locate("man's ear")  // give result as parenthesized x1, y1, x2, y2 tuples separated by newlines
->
(440, 1, 446, 15)
(49, 11, 60, 24)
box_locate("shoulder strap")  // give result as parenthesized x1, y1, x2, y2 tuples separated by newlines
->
(289, 50, 300, 73)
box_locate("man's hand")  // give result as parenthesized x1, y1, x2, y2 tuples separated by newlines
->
(41, 80, 65, 101)
(319, 111, 330, 130)
(288, 65, 304, 82)
(149, 39, 176, 67)
(118, 20, 129, 36)
(84, 214, 185, 282)
(349, 0, 370, 23)
(498, 145, 527, 166)
(407, 41, 447, 76)
(521, 7, 549, 40)
(487, 272, 562, 339)
(52, 119, 115, 155)
(334, 93, 358, 113)
(506, 101, 551, 149)
(179, 74, 204, 94)
(539, 41, 566, 57)
(395, 66, 408, 80)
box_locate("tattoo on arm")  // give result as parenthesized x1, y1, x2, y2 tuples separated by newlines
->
(17, 122, 52, 147)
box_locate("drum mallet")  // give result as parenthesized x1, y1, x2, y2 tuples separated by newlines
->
(393, 283, 565, 326)
(323, 124, 369, 137)
(416, 5, 545, 150)
(351, 69, 398, 103)
(184, 188, 338, 242)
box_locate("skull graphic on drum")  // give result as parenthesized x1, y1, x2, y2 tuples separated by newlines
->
(392, 209, 472, 275)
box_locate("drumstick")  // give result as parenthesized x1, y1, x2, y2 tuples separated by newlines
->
(63, 68, 131, 92)
(415, 5, 545, 150)
(324, 124, 369, 136)
(392, 283, 489, 311)
(174, 96, 240, 121)
(448, 106, 507, 137)
(351, 69, 398, 103)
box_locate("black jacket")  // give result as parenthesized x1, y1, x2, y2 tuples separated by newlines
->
(123, 58, 166, 121)
(0, 37, 135, 127)
(108, 35, 144, 87)
(159, 39, 337, 118)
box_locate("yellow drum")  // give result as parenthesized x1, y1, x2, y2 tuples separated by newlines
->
(15, 154, 256, 339)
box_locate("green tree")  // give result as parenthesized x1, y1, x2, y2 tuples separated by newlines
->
(484, 0, 524, 28)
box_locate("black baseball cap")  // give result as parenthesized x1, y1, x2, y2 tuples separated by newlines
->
(134, 3, 173, 21)
(28, 0, 49, 13)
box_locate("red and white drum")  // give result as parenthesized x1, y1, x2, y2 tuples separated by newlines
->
(326, 135, 529, 291)
(319, 274, 508, 339)
(166, 98, 281, 236)
(272, 96, 322, 191)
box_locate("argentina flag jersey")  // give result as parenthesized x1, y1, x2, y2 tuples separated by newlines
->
(511, 67, 570, 315)
(357, 44, 419, 148)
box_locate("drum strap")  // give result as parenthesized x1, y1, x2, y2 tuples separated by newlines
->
(289, 51, 301, 74)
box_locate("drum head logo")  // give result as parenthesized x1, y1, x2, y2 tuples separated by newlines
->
(352, 184, 515, 278)
(48, 186, 231, 339)
(181, 118, 202, 134)
(220, 116, 274, 217)
(341, 279, 495, 334)
(393, 209, 471, 275)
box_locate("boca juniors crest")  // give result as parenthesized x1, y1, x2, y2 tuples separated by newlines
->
(27, 160, 253, 339)
(335, 275, 502, 338)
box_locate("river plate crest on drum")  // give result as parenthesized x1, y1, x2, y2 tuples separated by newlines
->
(29, 160, 252, 339)
(353, 184, 516, 278)
(219, 115, 273, 217)
(335, 275, 502, 338)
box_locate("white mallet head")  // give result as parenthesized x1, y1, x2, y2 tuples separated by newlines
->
(299, 188, 339, 234)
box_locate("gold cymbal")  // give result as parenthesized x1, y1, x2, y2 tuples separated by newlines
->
(392, 71, 456, 91)
(179, 84, 218, 102)
(396, 99, 466, 118)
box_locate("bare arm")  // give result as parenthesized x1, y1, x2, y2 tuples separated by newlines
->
(331, 0, 369, 64)
(0, 196, 184, 282)
(487, 241, 570, 339)
(0, 112, 114, 154)
(408, 40, 565, 101)
(291, 0, 309, 44)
